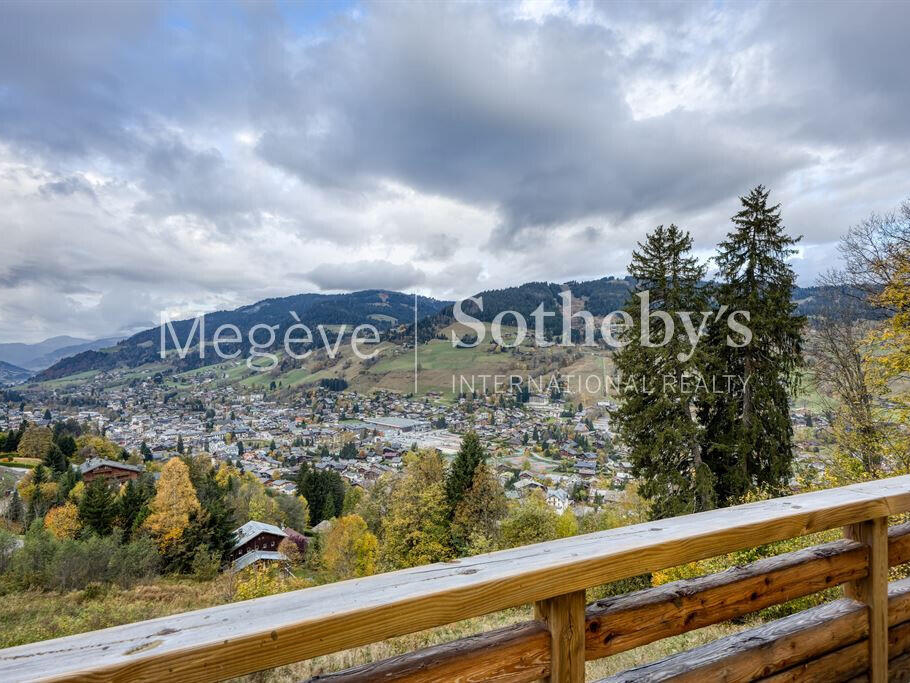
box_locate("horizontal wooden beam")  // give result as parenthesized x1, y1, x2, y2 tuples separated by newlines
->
(4, 476, 910, 682)
(585, 537, 868, 658)
(757, 620, 910, 682)
(309, 621, 549, 683)
(311, 526, 910, 682)
(597, 577, 910, 683)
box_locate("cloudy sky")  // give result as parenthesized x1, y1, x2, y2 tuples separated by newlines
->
(1, 0, 908, 343)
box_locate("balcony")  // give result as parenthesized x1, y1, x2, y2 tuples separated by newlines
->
(3, 475, 910, 682)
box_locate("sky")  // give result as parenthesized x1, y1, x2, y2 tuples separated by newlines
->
(1, 0, 909, 343)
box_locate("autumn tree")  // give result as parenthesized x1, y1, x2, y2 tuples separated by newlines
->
(499, 491, 559, 549)
(381, 450, 452, 568)
(249, 489, 281, 525)
(276, 494, 309, 530)
(450, 462, 507, 552)
(76, 435, 120, 461)
(143, 457, 200, 550)
(17, 465, 58, 520)
(321, 514, 378, 579)
(45, 502, 82, 539)
(17, 425, 53, 460)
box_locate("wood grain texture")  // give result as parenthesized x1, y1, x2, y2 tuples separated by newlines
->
(760, 620, 910, 683)
(585, 537, 868, 658)
(598, 578, 910, 683)
(536, 591, 585, 683)
(307, 621, 550, 683)
(889, 523, 910, 567)
(3, 476, 910, 683)
(846, 517, 890, 683)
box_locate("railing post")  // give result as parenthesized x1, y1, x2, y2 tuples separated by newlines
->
(534, 590, 585, 683)
(844, 516, 888, 683)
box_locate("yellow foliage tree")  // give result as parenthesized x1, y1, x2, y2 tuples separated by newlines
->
(555, 508, 579, 538)
(67, 480, 85, 503)
(322, 514, 378, 579)
(232, 564, 311, 601)
(75, 435, 121, 462)
(380, 451, 452, 569)
(249, 490, 281, 525)
(143, 457, 200, 550)
(17, 426, 53, 459)
(45, 502, 82, 539)
(214, 462, 238, 489)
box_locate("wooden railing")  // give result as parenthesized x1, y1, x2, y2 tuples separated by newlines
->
(4, 475, 910, 682)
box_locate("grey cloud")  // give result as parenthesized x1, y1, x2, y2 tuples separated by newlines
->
(304, 260, 427, 292)
(38, 174, 96, 200)
(416, 233, 460, 260)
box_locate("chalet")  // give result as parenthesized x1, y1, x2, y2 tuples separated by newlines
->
(229, 520, 287, 564)
(78, 458, 142, 484)
(546, 487, 570, 513)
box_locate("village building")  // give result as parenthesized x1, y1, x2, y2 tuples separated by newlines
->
(79, 458, 143, 484)
(229, 520, 288, 567)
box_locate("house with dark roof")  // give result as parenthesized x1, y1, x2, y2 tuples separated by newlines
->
(229, 520, 289, 571)
(78, 458, 142, 484)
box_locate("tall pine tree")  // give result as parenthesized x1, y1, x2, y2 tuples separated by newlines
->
(445, 431, 485, 515)
(611, 224, 714, 519)
(79, 478, 117, 536)
(700, 186, 804, 505)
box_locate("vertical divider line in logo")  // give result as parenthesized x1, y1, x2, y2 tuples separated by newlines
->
(414, 292, 418, 395)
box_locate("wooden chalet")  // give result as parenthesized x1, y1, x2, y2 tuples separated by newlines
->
(78, 457, 142, 484)
(229, 520, 288, 566)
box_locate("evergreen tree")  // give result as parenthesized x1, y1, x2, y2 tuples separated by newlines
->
(42, 443, 67, 473)
(176, 434, 184, 454)
(321, 491, 336, 523)
(56, 467, 81, 502)
(57, 434, 77, 459)
(297, 463, 344, 525)
(446, 431, 485, 514)
(237, 441, 244, 457)
(700, 186, 804, 506)
(451, 462, 508, 552)
(119, 478, 152, 539)
(611, 224, 714, 519)
(5, 489, 22, 523)
(79, 478, 116, 536)
(139, 440, 153, 462)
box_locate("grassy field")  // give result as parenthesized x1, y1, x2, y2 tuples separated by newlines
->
(0, 577, 234, 649)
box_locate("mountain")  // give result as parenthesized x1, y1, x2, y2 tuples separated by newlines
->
(0, 335, 124, 371)
(30, 280, 881, 384)
(26, 337, 125, 370)
(0, 335, 87, 369)
(34, 290, 451, 381)
(408, 276, 635, 343)
(0, 360, 33, 385)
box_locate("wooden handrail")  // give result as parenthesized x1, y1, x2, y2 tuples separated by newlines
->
(3, 475, 910, 682)
(312, 524, 910, 682)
